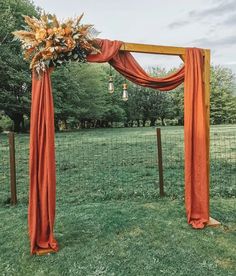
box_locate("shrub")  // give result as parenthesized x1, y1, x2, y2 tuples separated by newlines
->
(0, 115, 13, 131)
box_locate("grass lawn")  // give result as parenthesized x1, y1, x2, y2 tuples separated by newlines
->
(0, 199, 235, 275)
(0, 125, 235, 275)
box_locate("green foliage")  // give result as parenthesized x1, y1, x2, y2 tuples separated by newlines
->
(0, 0, 39, 132)
(0, 114, 13, 131)
(169, 84, 184, 125)
(51, 63, 110, 129)
(210, 65, 236, 124)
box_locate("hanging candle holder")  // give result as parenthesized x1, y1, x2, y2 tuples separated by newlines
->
(108, 65, 114, 94)
(121, 43, 128, 101)
(122, 82, 128, 101)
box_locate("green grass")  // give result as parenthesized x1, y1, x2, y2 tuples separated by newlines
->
(0, 199, 235, 275)
(0, 125, 235, 275)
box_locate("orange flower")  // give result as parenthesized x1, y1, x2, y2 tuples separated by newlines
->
(64, 27, 72, 36)
(66, 37, 75, 49)
(52, 27, 65, 36)
(46, 40, 53, 48)
(47, 28, 53, 35)
(41, 50, 53, 60)
(58, 28, 65, 36)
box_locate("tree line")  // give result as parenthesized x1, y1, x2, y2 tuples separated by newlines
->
(0, 0, 236, 132)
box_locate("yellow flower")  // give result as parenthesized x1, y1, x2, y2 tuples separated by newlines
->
(59, 28, 65, 36)
(53, 27, 58, 33)
(35, 28, 47, 41)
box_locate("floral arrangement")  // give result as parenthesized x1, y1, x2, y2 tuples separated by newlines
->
(13, 13, 100, 74)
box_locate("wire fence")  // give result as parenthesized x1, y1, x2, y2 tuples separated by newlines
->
(0, 126, 235, 205)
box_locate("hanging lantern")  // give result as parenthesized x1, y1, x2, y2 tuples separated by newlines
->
(108, 65, 114, 94)
(122, 83, 128, 101)
(108, 75, 114, 93)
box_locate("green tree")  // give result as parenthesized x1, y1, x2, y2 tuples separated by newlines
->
(210, 66, 236, 124)
(0, 0, 39, 132)
(169, 84, 184, 125)
(52, 63, 112, 129)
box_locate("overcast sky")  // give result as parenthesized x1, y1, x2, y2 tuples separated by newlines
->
(33, 0, 236, 73)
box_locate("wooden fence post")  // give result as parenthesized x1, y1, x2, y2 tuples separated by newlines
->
(156, 128, 164, 197)
(8, 132, 17, 205)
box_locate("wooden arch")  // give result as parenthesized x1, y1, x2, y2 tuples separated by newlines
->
(30, 41, 220, 256)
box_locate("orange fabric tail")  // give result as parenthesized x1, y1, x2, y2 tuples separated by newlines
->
(184, 48, 209, 228)
(29, 69, 58, 254)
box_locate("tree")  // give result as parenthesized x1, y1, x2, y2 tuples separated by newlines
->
(169, 84, 184, 125)
(0, 0, 39, 132)
(51, 63, 111, 129)
(210, 66, 236, 124)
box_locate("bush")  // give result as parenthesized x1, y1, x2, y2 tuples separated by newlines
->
(0, 115, 13, 131)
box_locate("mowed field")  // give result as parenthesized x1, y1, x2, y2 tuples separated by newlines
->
(0, 125, 235, 275)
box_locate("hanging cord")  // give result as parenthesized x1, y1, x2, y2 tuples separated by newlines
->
(123, 43, 126, 79)
(109, 63, 112, 76)
(122, 43, 128, 101)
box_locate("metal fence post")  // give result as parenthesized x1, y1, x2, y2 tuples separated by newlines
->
(156, 128, 164, 197)
(8, 132, 17, 205)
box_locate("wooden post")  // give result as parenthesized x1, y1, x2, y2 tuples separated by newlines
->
(156, 128, 164, 197)
(8, 132, 17, 205)
(204, 49, 210, 216)
(204, 50, 220, 227)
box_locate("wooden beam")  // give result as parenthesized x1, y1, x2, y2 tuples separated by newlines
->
(120, 42, 208, 61)
(120, 42, 186, 56)
(203, 49, 219, 227)
(207, 217, 221, 227)
(36, 248, 56, 256)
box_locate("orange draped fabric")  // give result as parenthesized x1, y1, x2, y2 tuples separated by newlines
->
(28, 38, 209, 254)
(29, 69, 58, 254)
(87, 39, 185, 91)
(184, 49, 209, 228)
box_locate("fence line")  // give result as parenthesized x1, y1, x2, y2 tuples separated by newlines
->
(0, 126, 235, 204)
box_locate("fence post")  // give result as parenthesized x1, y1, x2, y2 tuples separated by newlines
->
(156, 128, 164, 197)
(8, 132, 17, 205)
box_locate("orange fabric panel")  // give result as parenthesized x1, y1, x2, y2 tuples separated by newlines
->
(29, 69, 58, 254)
(184, 49, 209, 228)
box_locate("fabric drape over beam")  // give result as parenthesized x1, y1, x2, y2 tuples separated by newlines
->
(28, 38, 209, 254)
